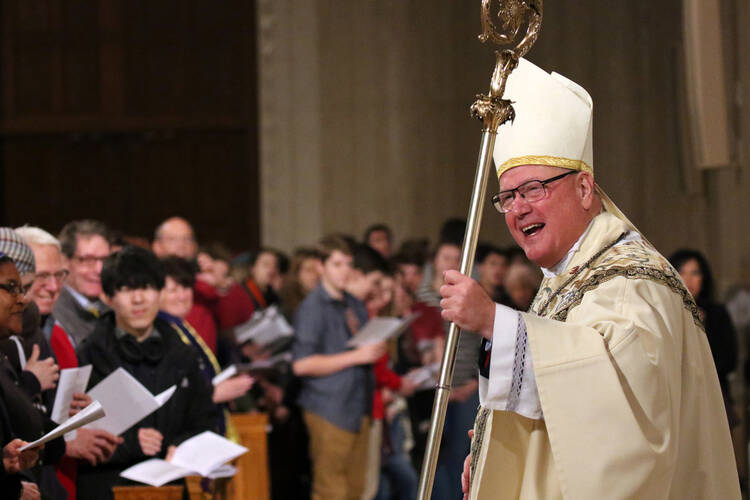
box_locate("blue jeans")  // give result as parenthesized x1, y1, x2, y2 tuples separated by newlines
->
(375, 452, 419, 500)
(374, 414, 419, 500)
(431, 392, 479, 500)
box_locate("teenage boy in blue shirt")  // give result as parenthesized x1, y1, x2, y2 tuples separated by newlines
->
(292, 236, 386, 500)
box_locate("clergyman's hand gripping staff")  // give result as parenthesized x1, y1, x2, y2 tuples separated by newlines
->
(416, 2, 543, 498)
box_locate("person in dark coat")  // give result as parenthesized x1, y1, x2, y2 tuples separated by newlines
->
(76, 246, 219, 499)
(0, 252, 52, 499)
(670, 249, 739, 427)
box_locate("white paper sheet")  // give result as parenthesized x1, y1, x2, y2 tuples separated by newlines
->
(346, 313, 421, 347)
(120, 458, 193, 487)
(51, 365, 93, 424)
(154, 386, 177, 407)
(234, 306, 294, 346)
(119, 431, 248, 486)
(207, 464, 237, 479)
(20, 401, 105, 451)
(236, 351, 292, 374)
(85, 367, 175, 436)
(404, 363, 441, 391)
(171, 431, 248, 476)
(212, 365, 237, 386)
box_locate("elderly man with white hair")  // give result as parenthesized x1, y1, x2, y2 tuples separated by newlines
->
(439, 59, 739, 499)
(15, 226, 68, 337)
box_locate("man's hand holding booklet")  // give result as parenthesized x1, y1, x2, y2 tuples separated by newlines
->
(346, 313, 420, 348)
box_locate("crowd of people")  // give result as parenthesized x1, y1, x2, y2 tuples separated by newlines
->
(0, 215, 538, 500)
(0, 212, 740, 500)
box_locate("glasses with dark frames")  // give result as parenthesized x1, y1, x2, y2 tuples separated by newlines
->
(491, 170, 577, 213)
(0, 281, 32, 298)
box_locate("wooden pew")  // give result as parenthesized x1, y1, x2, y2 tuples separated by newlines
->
(114, 413, 269, 500)
(228, 413, 270, 500)
(113, 476, 229, 500)
(112, 485, 183, 500)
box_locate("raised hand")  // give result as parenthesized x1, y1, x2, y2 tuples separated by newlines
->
(3, 439, 39, 473)
(68, 392, 92, 417)
(213, 374, 254, 403)
(462, 429, 475, 500)
(24, 344, 59, 391)
(440, 270, 496, 339)
(20, 481, 40, 500)
(137, 428, 163, 456)
(66, 428, 122, 465)
(353, 341, 387, 365)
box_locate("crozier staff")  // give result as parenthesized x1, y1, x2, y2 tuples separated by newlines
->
(440, 58, 739, 500)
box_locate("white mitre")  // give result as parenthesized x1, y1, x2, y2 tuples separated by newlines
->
(493, 57, 593, 177)
(493, 57, 638, 233)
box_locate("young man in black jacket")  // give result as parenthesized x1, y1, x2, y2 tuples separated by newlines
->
(76, 246, 218, 499)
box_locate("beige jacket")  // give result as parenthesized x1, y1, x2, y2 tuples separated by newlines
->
(470, 212, 739, 499)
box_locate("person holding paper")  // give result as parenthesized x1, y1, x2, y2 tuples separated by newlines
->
(292, 236, 387, 500)
(13, 228, 118, 500)
(76, 246, 218, 499)
(0, 251, 80, 499)
(158, 256, 254, 433)
(0, 228, 60, 410)
(347, 244, 418, 500)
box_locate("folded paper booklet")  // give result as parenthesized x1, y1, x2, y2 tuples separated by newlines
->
(237, 351, 292, 376)
(346, 313, 421, 348)
(120, 431, 248, 487)
(51, 365, 93, 424)
(85, 367, 176, 436)
(404, 363, 441, 391)
(214, 351, 293, 386)
(20, 401, 105, 451)
(234, 305, 294, 347)
(212, 365, 238, 386)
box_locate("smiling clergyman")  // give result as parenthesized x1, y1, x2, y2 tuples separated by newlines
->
(438, 58, 740, 500)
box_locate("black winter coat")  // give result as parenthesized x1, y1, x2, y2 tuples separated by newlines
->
(76, 314, 219, 499)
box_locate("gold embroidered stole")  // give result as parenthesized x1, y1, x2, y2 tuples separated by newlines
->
(469, 212, 703, 497)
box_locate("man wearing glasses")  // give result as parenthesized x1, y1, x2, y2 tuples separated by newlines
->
(15, 227, 69, 335)
(439, 58, 739, 499)
(50, 219, 111, 369)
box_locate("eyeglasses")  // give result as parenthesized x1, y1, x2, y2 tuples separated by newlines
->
(72, 255, 108, 267)
(0, 281, 33, 298)
(35, 270, 69, 284)
(491, 170, 577, 213)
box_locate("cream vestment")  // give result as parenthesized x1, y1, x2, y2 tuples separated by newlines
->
(470, 211, 740, 499)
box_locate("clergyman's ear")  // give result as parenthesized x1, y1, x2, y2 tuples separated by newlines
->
(577, 172, 596, 210)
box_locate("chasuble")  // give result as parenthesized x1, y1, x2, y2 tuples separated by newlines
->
(470, 211, 740, 500)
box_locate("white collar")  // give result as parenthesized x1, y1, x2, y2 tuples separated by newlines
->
(540, 219, 641, 278)
(65, 285, 97, 309)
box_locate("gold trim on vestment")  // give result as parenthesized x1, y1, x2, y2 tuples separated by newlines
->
(550, 264, 704, 329)
(496, 155, 593, 179)
(470, 406, 492, 486)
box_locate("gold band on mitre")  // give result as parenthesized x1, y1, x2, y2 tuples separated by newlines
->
(495, 154, 593, 180)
